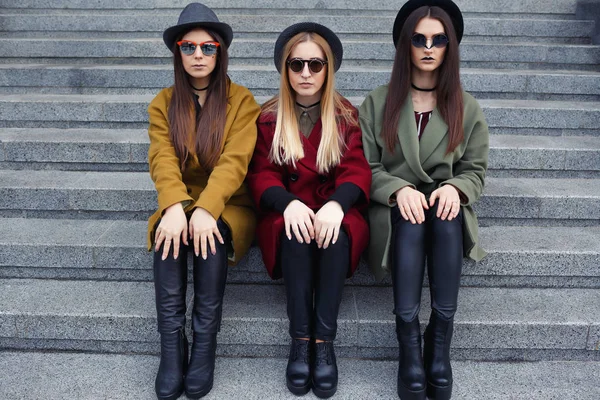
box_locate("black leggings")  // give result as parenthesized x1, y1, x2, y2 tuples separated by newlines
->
(390, 202, 463, 322)
(280, 228, 350, 341)
(153, 218, 230, 334)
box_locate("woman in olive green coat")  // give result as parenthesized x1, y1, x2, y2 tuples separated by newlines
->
(359, 1, 489, 400)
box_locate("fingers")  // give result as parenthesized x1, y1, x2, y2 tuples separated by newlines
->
(285, 219, 291, 240)
(332, 225, 340, 245)
(322, 225, 335, 249)
(420, 192, 429, 210)
(154, 228, 164, 253)
(291, 222, 304, 244)
(429, 189, 439, 208)
(399, 203, 410, 221)
(438, 196, 451, 220)
(193, 229, 200, 257)
(409, 199, 423, 224)
(172, 235, 180, 260)
(298, 220, 312, 244)
(207, 232, 216, 258)
(182, 224, 189, 246)
(447, 200, 460, 221)
(400, 202, 416, 224)
(200, 233, 208, 260)
(213, 227, 225, 245)
(314, 219, 322, 247)
(305, 215, 315, 241)
(162, 236, 171, 261)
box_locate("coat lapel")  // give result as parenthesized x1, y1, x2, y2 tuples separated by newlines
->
(419, 108, 448, 166)
(397, 94, 433, 183)
(298, 119, 322, 174)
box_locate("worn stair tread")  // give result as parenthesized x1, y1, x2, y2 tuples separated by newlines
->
(0, 352, 599, 400)
(3, 93, 600, 109)
(3, 128, 600, 149)
(0, 279, 598, 353)
(0, 218, 599, 279)
(0, 169, 598, 196)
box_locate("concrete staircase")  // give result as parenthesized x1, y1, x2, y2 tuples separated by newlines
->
(0, 0, 599, 398)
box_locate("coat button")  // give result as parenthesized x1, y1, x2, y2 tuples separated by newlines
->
(319, 175, 328, 184)
(290, 173, 299, 182)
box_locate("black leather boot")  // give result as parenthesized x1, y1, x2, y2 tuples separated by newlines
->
(396, 316, 426, 400)
(311, 341, 338, 399)
(153, 241, 188, 400)
(155, 328, 188, 400)
(424, 311, 454, 400)
(184, 219, 230, 399)
(286, 338, 311, 395)
(184, 333, 217, 399)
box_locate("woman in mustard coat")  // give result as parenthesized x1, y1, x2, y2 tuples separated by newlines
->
(147, 3, 260, 400)
(359, 1, 489, 399)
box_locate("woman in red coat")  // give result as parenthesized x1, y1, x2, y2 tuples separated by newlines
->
(247, 22, 371, 399)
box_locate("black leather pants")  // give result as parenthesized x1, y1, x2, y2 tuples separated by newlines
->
(390, 202, 463, 322)
(153, 218, 230, 334)
(280, 228, 349, 341)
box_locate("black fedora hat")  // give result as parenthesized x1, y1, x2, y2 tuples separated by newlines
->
(273, 22, 343, 73)
(392, 0, 464, 47)
(163, 2, 233, 52)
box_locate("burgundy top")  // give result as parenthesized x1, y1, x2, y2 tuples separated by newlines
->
(415, 111, 433, 139)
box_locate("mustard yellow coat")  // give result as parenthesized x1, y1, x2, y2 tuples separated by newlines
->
(146, 81, 261, 264)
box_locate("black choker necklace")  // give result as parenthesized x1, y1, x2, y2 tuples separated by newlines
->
(192, 84, 209, 91)
(411, 83, 436, 92)
(296, 100, 321, 108)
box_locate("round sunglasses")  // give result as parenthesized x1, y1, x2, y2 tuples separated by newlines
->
(411, 33, 449, 49)
(287, 58, 328, 74)
(177, 40, 220, 56)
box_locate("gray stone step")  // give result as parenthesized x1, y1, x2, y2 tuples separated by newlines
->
(1, 352, 599, 400)
(2, 129, 599, 178)
(1, 94, 599, 136)
(0, 279, 598, 360)
(1, 39, 598, 70)
(0, 218, 598, 288)
(0, 14, 593, 44)
(0, 170, 598, 223)
(3, 65, 599, 100)
(0, 0, 582, 15)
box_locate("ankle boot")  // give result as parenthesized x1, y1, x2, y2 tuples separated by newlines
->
(424, 311, 454, 400)
(184, 333, 217, 399)
(155, 328, 188, 400)
(311, 341, 338, 399)
(396, 316, 426, 400)
(286, 338, 311, 395)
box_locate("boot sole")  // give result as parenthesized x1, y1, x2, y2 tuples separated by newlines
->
(286, 378, 311, 396)
(185, 381, 213, 399)
(397, 383, 426, 400)
(156, 387, 184, 400)
(426, 381, 452, 400)
(312, 383, 337, 399)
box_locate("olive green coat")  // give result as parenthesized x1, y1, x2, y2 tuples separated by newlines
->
(359, 85, 489, 281)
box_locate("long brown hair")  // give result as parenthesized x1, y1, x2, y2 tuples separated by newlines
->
(262, 32, 356, 174)
(382, 6, 463, 154)
(168, 28, 229, 171)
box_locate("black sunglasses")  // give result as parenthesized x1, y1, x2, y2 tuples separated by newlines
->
(287, 58, 328, 74)
(177, 40, 220, 56)
(411, 33, 449, 49)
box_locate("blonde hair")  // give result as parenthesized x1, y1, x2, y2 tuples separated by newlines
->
(262, 32, 357, 174)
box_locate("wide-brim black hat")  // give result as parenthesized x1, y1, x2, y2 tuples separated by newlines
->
(163, 2, 233, 52)
(274, 22, 343, 73)
(392, 0, 464, 47)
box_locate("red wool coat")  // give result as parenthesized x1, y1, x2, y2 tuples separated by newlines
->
(247, 105, 372, 279)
